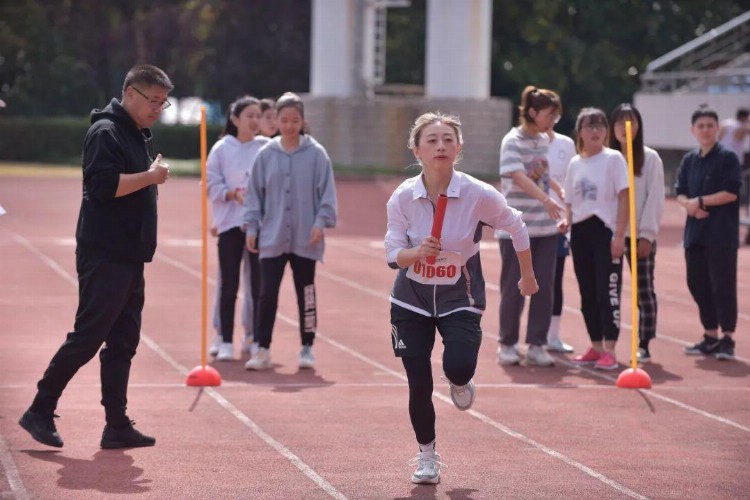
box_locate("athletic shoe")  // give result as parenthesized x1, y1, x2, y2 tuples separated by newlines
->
(526, 345, 555, 366)
(594, 351, 618, 370)
(448, 378, 475, 411)
(19, 410, 63, 448)
(497, 344, 520, 366)
(209, 335, 222, 357)
(216, 342, 234, 361)
(572, 347, 601, 365)
(715, 336, 735, 361)
(244, 347, 271, 370)
(100, 421, 155, 449)
(684, 334, 721, 356)
(410, 450, 442, 484)
(298, 345, 315, 369)
(636, 347, 651, 364)
(546, 338, 574, 353)
(241, 334, 255, 354)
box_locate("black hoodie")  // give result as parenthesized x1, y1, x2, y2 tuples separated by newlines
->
(75, 98, 158, 262)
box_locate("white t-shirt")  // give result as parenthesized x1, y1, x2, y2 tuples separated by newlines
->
(563, 147, 629, 232)
(546, 133, 576, 205)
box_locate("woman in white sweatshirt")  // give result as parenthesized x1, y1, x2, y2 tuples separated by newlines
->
(206, 96, 269, 361)
(609, 104, 665, 363)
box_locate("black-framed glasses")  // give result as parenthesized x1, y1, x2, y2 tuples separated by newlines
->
(132, 86, 171, 110)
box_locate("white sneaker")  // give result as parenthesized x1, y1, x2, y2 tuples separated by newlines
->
(526, 345, 555, 366)
(241, 334, 255, 354)
(298, 345, 315, 369)
(497, 344, 520, 365)
(410, 450, 442, 484)
(216, 342, 234, 361)
(209, 335, 222, 357)
(448, 378, 475, 411)
(244, 347, 271, 370)
(546, 338, 574, 353)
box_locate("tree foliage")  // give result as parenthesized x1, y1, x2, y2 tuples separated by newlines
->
(386, 0, 746, 132)
(0, 0, 747, 130)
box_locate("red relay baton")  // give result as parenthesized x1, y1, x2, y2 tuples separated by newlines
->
(426, 194, 448, 264)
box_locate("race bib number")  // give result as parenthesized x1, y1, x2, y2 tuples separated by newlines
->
(406, 251, 462, 285)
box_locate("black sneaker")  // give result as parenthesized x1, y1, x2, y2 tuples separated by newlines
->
(684, 334, 721, 356)
(19, 410, 63, 448)
(100, 421, 155, 449)
(714, 336, 735, 361)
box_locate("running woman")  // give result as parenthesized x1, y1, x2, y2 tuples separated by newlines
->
(386, 112, 537, 484)
(559, 108, 629, 370)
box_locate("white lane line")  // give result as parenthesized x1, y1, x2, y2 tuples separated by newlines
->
(9, 231, 347, 500)
(277, 315, 650, 500)
(155, 249, 650, 499)
(3, 381, 749, 392)
(316, 249, 750, 434)
(0, 433, 28, 500)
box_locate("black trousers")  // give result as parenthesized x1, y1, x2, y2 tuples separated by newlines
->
(685, 245, 738, 333)
(256, 253, 316, 349)
(570, 217, 623, 342)
(31, 253, 144, 426)
(218, 227, 259, 342)
(393, 307, 482, 445)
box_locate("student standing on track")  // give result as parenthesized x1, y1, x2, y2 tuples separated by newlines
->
(545, 113, 577, 354)
(207, 96, 269, 361)
(559, 108, 629, 371)
(496, 86, 565, 367)
(19, 64, 172, 449)
(609, 103, 665, 364)
(677, 106, 742, 361)
(385, 112, 538, 484)
(243, 92, 337, 371)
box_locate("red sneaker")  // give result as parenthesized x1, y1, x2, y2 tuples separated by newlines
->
(594, 351, 619, 370)
(573, 347, 601, 365)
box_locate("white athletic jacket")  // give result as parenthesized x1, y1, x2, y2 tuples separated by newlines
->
(385, 170, 529, 317)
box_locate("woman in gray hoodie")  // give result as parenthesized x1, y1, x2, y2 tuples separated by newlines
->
(243, 92, 337, 371)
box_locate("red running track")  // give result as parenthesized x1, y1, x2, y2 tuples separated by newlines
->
(0, 169, 749, 499)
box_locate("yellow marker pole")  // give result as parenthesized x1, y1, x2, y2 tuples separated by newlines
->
(625, 121, 639, 371)
(200, 106, 208, 368)
(186, 106, 221, 386)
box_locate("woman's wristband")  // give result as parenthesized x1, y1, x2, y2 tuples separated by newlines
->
(698, 196, 706, 210)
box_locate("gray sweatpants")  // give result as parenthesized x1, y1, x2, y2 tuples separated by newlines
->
(498, 235, 557, 346)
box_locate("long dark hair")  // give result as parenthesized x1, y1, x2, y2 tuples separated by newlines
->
(220, 95, 260, 138)
(609, 103, 645, 176)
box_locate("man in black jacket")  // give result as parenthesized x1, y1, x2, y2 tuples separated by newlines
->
(19, 64, 173, 449)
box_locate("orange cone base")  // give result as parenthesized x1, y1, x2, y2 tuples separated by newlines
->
(186, 365, 222, 387)
(616, 367, 652, 389)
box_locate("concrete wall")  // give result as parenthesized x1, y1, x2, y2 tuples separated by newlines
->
(303, 95, 512, 177)
(634, 91, 750, 150)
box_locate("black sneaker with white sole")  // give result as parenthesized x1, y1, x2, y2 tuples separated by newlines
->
(714, 336, 735, 361)
(684, 334, 721, 356)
